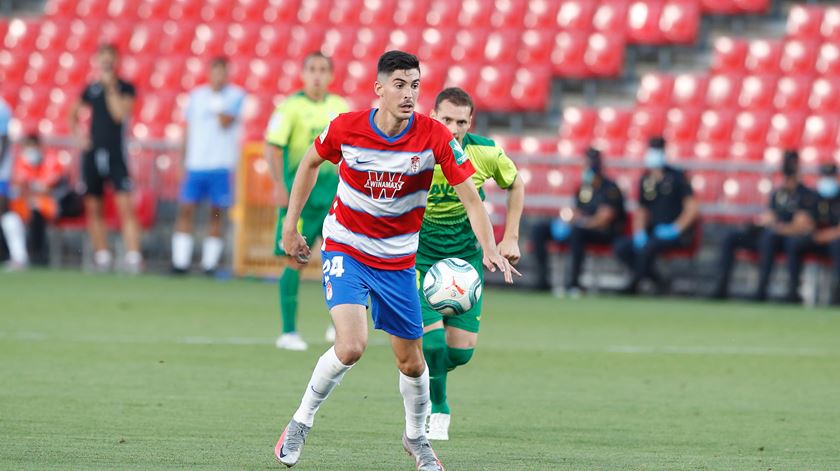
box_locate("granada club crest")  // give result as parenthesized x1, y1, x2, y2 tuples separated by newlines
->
(410, 155, 421, 173)
(326, 281, 333, 300)
(364, 171, 405, 200)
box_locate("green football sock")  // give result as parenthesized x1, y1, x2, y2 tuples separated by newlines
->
(423, 329, 449, 415)
(279, 268, 300, 334)
(446, 347, 474, 371)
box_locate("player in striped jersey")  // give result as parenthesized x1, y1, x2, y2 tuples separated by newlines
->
(420, 87, 524, 440)
(274, 51, 518, 471)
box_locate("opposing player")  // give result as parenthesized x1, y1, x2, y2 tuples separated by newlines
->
(265, 52, 348, 351)
(274, 51, 518, 471)
(171, 57, 246, 275)
(420, 88, 524, 440)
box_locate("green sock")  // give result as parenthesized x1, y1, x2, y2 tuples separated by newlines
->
(279, 268, 300, 334)
(446, 347, 474, 372)
(423, 329, 449, 415)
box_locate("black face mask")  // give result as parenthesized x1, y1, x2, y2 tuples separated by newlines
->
(782, 162, 798, 177)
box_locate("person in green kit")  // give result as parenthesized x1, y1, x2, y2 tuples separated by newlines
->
(419, 88, 524, 440)
(265, 52, 349, 351)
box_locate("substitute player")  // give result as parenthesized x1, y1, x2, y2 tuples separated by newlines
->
(171, 57, 245, 275)
(420, 88, 524, 440)
(275, 51, 518, 471)
(265, 52, 348, 351)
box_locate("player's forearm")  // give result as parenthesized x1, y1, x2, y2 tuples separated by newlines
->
(634, 208, 649, 233)
(454, 181, 498, 253)
(502, 177, 524, 241)
(585, 206, 615, 231)
(674, 198, 699, 231)
(282, 147, 322, 232)
(266, 145, 285, 185)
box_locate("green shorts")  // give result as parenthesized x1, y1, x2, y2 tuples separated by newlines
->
(416, 220, 483, 333)
(273, 205, 331, 257)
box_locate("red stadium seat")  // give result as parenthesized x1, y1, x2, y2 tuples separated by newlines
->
(491, 0, 528, 28)
(822, 7, 840, 41)
(168, 0, 202, 22)
(816, 42, 840, 78)
(264, 0, 301, 24)
(559, 106, 597, 142)
(766, 112, 806, 149)
(426, 0, 459, 28)
(386, 27, 422, 54)
(519, 29, 554, 64)
(737, 75, 778, 110)
(254, 25, 291, 58)
(459, 0, 494, 28)
(149, 56, 185, 91)
(666, 139, 695, 161)
(297, 0, 332, 24)
(14, 85, 50, 124)
(705, 73, 743, 109)
(54, 52, 91, 88)
(225, 22, 260, 58)
(44, 0, 76, 17)
(158, 20, 195, 56)
(524, 0, 561, 29)
(358, 0, 396, 26)
(127, 21, 163, 55)
(689, 172, 723, 204)
(393, 0, 430, 27)
(76, 0, 109, 20)
(286, 25, 327, 60)
(626, 0, 664, 45)
(119, 55, 154, 89)
(593, 107, 632, 155)
(734, 0, 769, 15)
(34, 18, 69, 52)
(693, 140, 730, 161)
(800, 115, 838, 161)
(772, 76, 812, 111)
(329, 0, 363, 25)
(181, 56, 210, 90)
(201, 0, 234, 23)
(786, 5, 825, 39)
(583, 32, 624, 77)
(484, 30, 520, 64)
(700, 0, 738, 15)
(809, 78, 840, 113)
(342, 60, 378, 99)
(744, 39, 782, 75)
(321, 27, 356, 62)
(711, 37, 749, 73)
(136, 92, 177, 126)
(671, 73, 708, 109)
(780, 39, 819, 77)
(556, 0, 596, 32)
(418, 62, 448, 99)
(636, 73, 675, 109)
(551, 31, 588, 77)
(696, 109, 735, 144)
(232, 0, 271, 23)
(511, 65, 551, 111)
(24, 52, 60, 87)
(0, 49, 27, 86)
(730, 111, 771, 160)
(664, 108, 701, 143)
(720, 174, 769, 207)
(592, 0, 628, 35)
(351, 27, 389, 62)
(191, 23, 227, 58)
(628, 108, 667, 141)
(660, 0, 700, 45)
(474, 65, 516, 111)
(137, 0, 169, 20)
(100, 20, 134, 53)
(277, 60, 304, 95)
(445, 63, 482, 97)
(4, 18, 41, 52)
(452, 29, 489, 62)
(417, 27, 455, 63)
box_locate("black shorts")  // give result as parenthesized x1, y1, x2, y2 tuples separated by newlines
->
(81, 146, 133, 196)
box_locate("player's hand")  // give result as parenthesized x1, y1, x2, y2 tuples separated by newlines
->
(280, 230, 310, 264)
(497, 238, 521, 265)
(483, 251, 521, 284)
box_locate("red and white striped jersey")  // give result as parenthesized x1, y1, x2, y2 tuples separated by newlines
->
(313, 109, 475, 270)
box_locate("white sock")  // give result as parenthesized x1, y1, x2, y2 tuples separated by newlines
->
(125, 250, 143, 264)
(171, 232, 193, 269)
(292, 346, 353, 427)
(200, 236, 224, 271)
(400, 367, 430, 440)
(94, 250, 112, 266)
(1, 212, 29, 264)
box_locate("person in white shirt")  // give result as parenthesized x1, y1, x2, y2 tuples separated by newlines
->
(0, 96, 27, 270)
(171, 57, 246, 275)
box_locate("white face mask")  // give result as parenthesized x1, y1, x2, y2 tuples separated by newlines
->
(23, 148, 43, 165)
(644, 149, 666, 169)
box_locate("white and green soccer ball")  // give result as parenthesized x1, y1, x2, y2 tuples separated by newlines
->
(422, 258, 482, 316)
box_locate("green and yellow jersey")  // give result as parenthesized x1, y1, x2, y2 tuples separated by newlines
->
(264, 91, 348, 208)
(418, 133, 518, 261)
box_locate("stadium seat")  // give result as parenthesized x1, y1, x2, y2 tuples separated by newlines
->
(696, 109, 735, 145)
(418, 61, 448, 100)
(693, 140, 730, 161)
(700, 0, 738, 15)
(730, 110, 771, 160)
(809, 78, 840, 114)
(511, 65, 551, 111)
(351, 27, 389, 62)
(816, 42, 840, 78)
(719, 174, 768, 207)
(664, 108, 701, 143)
(558, 106, 597, 143)
(744, 39, 783, 75)
(519, 29, 555, 64)
(54, 52, 90, 88)
(342, 60, 378, 100)
(445, 63, 482, 98)
(224, 23, 260, 58)
(484, 30, 520, 64)
(583, 32, 624, 78)
(386, 27, 422, 53)
(359, 0, 396, 26)
(426, 0, 460, 28)
(689, 171, 722, 204)
(286, 24, 328, 60)
(800, 114, 839, 163)
(417, 27, 455, 63)
(705, 73, 743, 109)
(168, 0, 202, 22)
(780, 39, 819, 77)
(44, 0, 76, 18)
(711, 37, 749, 73)
(23, 51, 59, 87)
(766, 112, 806, 149)
(200, 0, 234, 23)
(786, 5, 825, 39)
(524, 0, 561, 30)
(671, 73, 708, 109)
(157, 20, 195, 56)
(773, 75, 812, 112)
(660, 0, 700, 45)
(232, 0, 270, 23)
(452, 28, 489, 62)
(4, 18, 41, 52)
(392, 0, 430, 27)
(556, 0, 596, 32)
(737, 75, 778, 110)
(734, 0, 769, 14)
(136, 0, 168, 20)
(75, 0, 109, 20)
(474, 65, 516, 111)
(591, 0, 628, 36)
(594, 106, 632, 143)
(636, 73, 674, 109)
(551, 31, 588, 77)
(628, 108, 667, 141)
(119, 55, 154, 89)
(491, 0, 528, 28)
(276, 60, 304, 95)
(0, 49, 27, 86)
(149, 56, 185, 91)
(458, 0, 495, 29)
(254, 25, 291, 59)
(136, 92, 177, 127)
(127, 21, 163, 55)
(296, 0, 332, 24)
(626, 0, 665, 45)
(666, 138, 695, 160)
(34, 18, 69, 52)
(329, 0, 364, 25)
(190, 23, 227, 58)
(321, 27, 357, 62)
(822, 7, 840, 41)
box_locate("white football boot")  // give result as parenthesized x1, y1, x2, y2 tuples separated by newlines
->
(426, 413, 450, 441)
(275, 333, 308, 351)
(324, 324, 336, 343)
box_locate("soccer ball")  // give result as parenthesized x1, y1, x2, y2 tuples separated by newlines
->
(422, 258, 482, 316)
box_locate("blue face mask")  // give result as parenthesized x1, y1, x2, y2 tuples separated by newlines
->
(644, 149, 666, 169)
(581, 168, 595, 185)
(817, 177, 839, 199)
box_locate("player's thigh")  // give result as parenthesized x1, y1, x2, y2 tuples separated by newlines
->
(107, 148, 133, 194)
(329, 303, 368, 364)
(179, 171, 206, 206)
(208, 170, 233, 209)
(445, 326, 478, 349)
(322, 252, 370, 361)
(81, 150, 105, 197)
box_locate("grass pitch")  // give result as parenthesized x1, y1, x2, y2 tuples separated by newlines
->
(1, 270, 839, 470)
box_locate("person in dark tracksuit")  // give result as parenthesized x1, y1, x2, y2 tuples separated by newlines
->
(614, 137, 699, 295)
(710, 150, 817, 302)
(788, 163, 840, 305)
(530, 148, 625, 294)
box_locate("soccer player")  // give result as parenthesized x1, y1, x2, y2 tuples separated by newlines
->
(69, 44, 141, 272)
(265, 52, 349, 351)
(0, 95, 27, 270)
(171, 57, 246, 275)
(275, 51, 518, 471)
(420, 88, 524, 440)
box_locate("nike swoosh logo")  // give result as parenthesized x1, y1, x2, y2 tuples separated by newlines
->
(311, 385, 324, 395)
(355, 158, 375, 165)
(279, 447, 288, 458)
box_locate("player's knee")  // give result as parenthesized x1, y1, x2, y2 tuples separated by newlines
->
(335, 340, 366, 365)
(398, 357, 426, 377)
(446, 347, 474, 371)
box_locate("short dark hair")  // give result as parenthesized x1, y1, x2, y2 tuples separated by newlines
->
(304, 51, 333, 71)
(434, 87, 474, 113)
(98, 43, 118, 55)
(377, 50, 420, 78)
(210, 56, 229, 68)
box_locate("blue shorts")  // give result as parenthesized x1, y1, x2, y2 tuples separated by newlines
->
(179, 169, 233, 208)
(0, 180, 8, 198)
(321, 250, 423, 340)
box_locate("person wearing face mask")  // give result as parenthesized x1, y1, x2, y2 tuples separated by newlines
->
(7, 133, 70, 266)
(788, 164, 840, 305)
(529, 147, 626, 294)
(614, 136, 699, 295)
(709, 150, 817, 302)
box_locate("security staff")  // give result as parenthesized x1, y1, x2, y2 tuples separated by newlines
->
(710, 150, 817, 302)
(614, 137, 699, 295)
(530, 147, 625, 294)
(789, 163, 840, 305)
